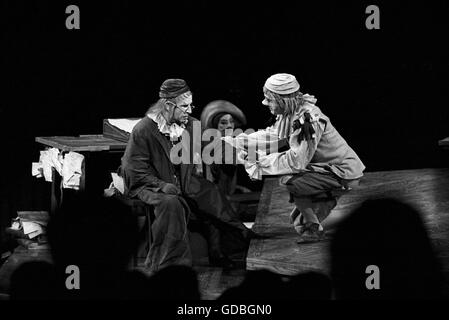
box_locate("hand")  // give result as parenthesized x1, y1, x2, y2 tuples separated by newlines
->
(236, 150, 248, 164)
(195, 164, 203, 176)
(279, 175, 293, 186)
(161, 183, 180, 195)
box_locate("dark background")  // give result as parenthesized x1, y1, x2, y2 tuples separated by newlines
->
(1, 1, 448, 244)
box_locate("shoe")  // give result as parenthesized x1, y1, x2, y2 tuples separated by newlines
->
(296, 223, 328, 244)
(294, 224, 306, 235)
(290, 208, 306, 235)
(289, 207, 302, 224)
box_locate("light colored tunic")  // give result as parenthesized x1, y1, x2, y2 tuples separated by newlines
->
(228, 99, 365, 180)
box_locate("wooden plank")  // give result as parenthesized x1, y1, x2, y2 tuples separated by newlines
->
(35, 135, 127, 152)
(17, 211, 49, 223)
(247, 168, 449, 276)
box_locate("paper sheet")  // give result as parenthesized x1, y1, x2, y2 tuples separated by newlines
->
(62, 151, 84, 190)
(31, 162, 43, 178)
(108, 118, 141, 133)
(111, 172, 125, 194)
(22, 221, 44, 238)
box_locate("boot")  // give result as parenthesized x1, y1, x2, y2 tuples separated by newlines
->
(296, 222, 328, 244)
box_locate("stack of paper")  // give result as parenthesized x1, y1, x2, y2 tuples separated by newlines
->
(7, 211, 50, 248)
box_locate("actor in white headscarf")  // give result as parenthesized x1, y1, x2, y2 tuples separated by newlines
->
(227, 73, 365, 242)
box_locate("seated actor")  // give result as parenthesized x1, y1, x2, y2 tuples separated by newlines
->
(227, 73, 365, 243)
(120, 79, 252, 272)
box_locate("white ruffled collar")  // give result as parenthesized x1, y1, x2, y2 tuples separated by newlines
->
(147, 113, 185, 140)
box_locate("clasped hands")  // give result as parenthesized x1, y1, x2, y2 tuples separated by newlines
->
(161, 183, 181, 195)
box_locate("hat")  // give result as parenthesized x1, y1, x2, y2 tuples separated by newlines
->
(201, 100, 247, 129)
(264, 73, 300, 95)
(159, 79, 191, 99)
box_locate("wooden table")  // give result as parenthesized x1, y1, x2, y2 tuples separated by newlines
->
(35, 135, 128, 214)
(35, 134, 127, 152)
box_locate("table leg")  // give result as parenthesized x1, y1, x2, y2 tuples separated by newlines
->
(50, 167, 62, 215)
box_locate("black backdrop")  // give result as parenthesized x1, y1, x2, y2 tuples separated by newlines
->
(1, 1, 448, 242)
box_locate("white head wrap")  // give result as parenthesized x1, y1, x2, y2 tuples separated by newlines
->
(264, 73, 300, 95)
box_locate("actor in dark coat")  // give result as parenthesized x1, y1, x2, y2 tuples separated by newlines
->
(120, 79, 251, 273)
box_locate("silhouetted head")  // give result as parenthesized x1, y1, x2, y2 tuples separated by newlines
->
(46, 191, 139, 298)
(9, 261, 57, 300)
(330, 197, 445, 299)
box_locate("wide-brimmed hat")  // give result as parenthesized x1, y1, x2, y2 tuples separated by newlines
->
(201, 100, 247, 129)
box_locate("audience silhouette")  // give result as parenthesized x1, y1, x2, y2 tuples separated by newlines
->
(330, 197, 446, 299)
(8, 194, 447, 300)
(9, 191, 202, 300)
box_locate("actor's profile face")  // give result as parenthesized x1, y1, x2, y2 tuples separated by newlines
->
(217, 114, 235, 131)
(262, 93, 282, 115)
(172, 92, 193, 124)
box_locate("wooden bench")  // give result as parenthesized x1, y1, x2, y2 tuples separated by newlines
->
(246, 168, 449, 277)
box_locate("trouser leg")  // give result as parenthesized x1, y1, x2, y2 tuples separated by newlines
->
(285, 171, 342, 229)
(185, 177, 250, 255)
(137, 192, 192, 273)
(201, 221, 220, 256)
(293, 197, 320, 225)
(186, 177, 250, 235)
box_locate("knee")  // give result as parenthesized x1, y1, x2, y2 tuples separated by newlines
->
(155, 195, 188, 224)
(286, 179, 308, 197)
(158, 195, 183, 212)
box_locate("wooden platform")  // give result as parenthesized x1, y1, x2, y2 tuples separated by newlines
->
(246, 168, 449, 277)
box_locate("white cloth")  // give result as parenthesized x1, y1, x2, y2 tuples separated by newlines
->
(146, 113, 185, 140)
(62, 151, 85, 190)
(32, 148, 63, 182)
(32, 148, 85, 190)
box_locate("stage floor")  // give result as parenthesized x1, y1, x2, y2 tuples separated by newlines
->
(247, 168, 449, 278)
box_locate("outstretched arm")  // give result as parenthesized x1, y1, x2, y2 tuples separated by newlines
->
(249, 118, 325, 177)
